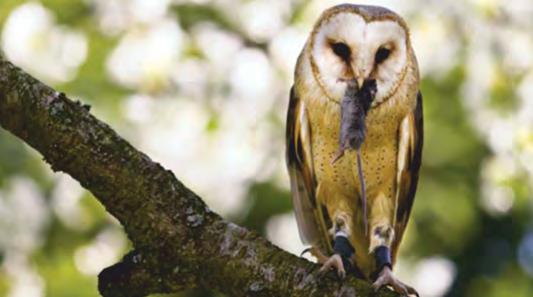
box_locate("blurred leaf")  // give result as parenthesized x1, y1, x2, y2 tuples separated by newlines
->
(41, 0, 90, 26)
(238, 182, 292, 235)
(172, 4, 233, 31)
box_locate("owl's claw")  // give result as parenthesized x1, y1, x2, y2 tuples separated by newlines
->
(301, 246, 329, 264)
(372, 266, 419, 297)
(318, 254, 346, 279)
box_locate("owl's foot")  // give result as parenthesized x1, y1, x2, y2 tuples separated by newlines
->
(318, 232, 355, 280)
(318, 254, 346, 279)
(372, 266, 419, 297)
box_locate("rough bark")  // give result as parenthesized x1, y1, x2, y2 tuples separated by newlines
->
(0, 56, 397, 297)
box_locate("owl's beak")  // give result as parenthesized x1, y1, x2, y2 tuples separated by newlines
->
(350, 64, 366, 90)
(356, 77, 365, 90)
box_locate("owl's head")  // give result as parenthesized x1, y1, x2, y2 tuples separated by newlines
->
(308, 5, 412, 106)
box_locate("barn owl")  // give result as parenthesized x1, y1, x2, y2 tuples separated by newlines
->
(286, 4, 422, 296)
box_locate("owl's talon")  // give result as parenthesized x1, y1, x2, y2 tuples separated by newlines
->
(372, 266, 418, 296)
(318, 254, 346, 279)
(300, 247, 312, 257)
(301, 246, 329, 264)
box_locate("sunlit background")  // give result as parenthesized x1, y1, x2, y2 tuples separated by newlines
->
(0, 0, 532, 296)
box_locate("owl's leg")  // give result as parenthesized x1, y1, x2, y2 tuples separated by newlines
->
(318, 214, 355, 279)
(369, 194, 418, 296)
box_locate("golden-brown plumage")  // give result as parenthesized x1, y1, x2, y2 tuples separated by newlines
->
(286, 4, 423, 294)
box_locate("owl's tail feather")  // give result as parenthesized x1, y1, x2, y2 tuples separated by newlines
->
(356, 148, 368, 235)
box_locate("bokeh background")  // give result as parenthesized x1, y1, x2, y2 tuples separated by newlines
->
(0, 0, 532, 296)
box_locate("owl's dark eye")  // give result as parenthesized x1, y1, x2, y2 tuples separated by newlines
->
(375, 47, 391, 64)
(331, 42, 351, 61)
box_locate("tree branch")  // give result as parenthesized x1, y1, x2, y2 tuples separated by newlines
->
(0, 56, 397, 297)
(98, 248, 194, 297)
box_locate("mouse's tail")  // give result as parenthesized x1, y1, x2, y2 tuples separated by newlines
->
(356, 148, 368, 235)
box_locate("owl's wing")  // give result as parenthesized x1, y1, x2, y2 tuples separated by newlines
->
(286, 87, 327, 246)
(391, 91, 423, 263)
